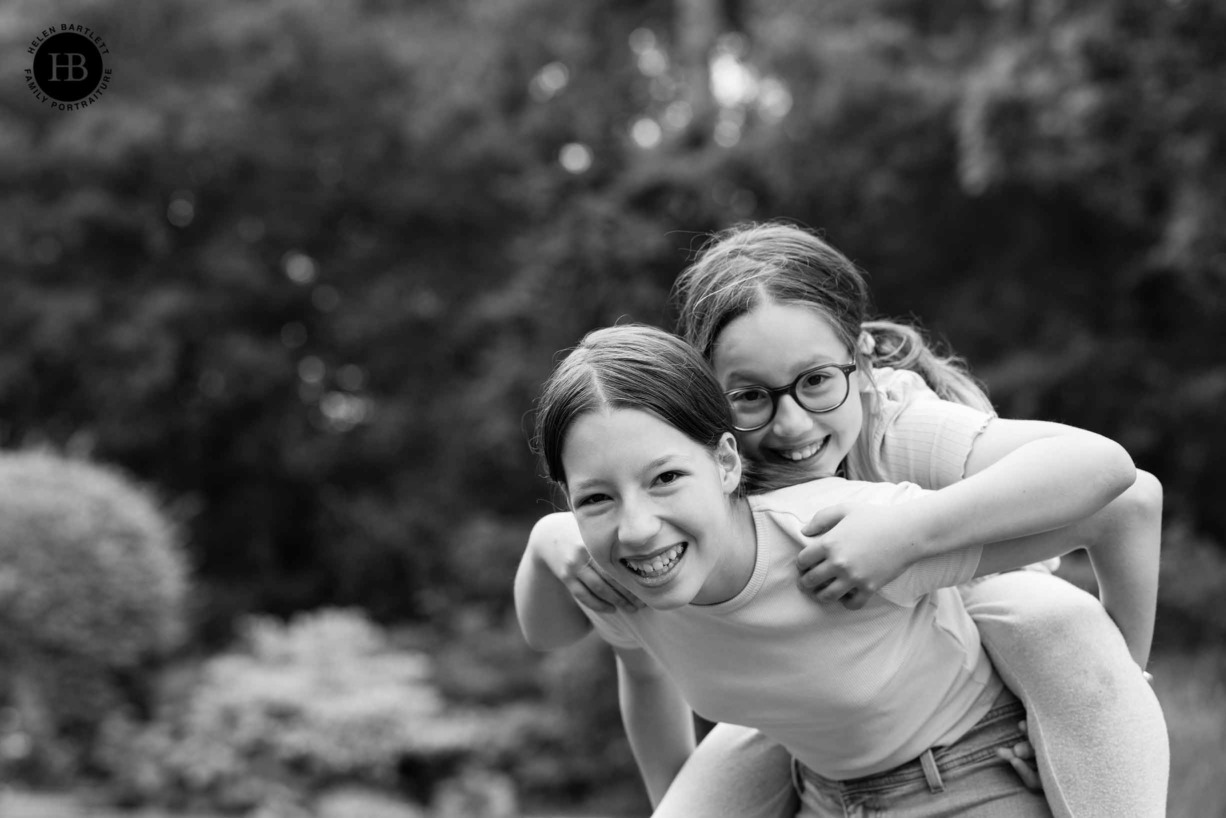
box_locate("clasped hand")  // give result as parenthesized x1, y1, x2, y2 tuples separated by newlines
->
(533, 512, 643, 612)
(536, 501, 934, 614)
(796, 502, 926, 609)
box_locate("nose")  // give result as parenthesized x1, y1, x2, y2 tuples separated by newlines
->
(770, 394, 813, 438)
(616, 495, 661, 547)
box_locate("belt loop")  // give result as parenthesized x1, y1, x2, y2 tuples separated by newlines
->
(920, 748, 945, 793)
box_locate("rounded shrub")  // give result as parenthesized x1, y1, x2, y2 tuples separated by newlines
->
(0, 449, 188, 778)
(96, 609, 490, 814)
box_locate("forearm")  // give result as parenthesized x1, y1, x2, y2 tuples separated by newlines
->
(971, 471, 1162, 667)
(910, 432, 1135, 558)
(514, 515, 592, 650)
(1084, 471, 1161, 667)
(616, 649, 695, 808)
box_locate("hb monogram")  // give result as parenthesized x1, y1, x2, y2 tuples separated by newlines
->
(47, 52, 89, 82)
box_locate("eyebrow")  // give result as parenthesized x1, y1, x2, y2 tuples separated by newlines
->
(643, 454, 682, 472)
(724, 357, 844, 387)
(569, 454, 687, 494)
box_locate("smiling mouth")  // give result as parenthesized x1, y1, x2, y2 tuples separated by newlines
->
(621, 543, 687, 580)
(774, 436, 828, 462)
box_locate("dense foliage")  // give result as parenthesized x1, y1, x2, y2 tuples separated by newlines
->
(2, 0, 1222, 636)
(2, 0, 1225, 812)
(95, 608, 620, 816)
(0, 449, 187, 778)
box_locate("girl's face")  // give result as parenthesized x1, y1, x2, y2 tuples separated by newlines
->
(711, 301, 865, 478)
(562, 408, 754, 610)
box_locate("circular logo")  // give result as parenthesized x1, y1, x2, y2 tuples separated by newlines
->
(31, 32, 105, 102)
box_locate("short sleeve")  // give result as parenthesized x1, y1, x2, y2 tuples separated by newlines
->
(579, 606, 641, 650)
(868, 369, 995, 490)
(751, 477, 986, 605)
(878, 544, 983, 606)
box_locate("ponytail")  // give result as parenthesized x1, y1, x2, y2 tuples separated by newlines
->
(861, 320, 993, 414)
(841, 320, 991, 484)
(671, 221, 993, 486)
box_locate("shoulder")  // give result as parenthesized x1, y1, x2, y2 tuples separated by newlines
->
(750, 477, 923, 519)
(578, 605, 643, 650)
(858, 367, 995, 488)
(868, 366, 995, 427)
(869, 367, 948, 417)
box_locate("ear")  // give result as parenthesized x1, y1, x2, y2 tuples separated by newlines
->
(714, 432, 744, 494)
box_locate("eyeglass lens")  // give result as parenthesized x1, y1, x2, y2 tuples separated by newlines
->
(727, 365, 850, 430)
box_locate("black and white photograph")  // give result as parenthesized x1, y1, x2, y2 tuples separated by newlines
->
(1, 1, 1223, 816)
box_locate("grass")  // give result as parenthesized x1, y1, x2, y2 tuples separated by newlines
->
(1154, 648, 1226, 818)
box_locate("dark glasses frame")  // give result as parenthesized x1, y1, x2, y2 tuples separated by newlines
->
(723, 362, 857, 432)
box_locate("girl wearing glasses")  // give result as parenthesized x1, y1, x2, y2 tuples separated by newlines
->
(527, 323, 1159, 817)
(516, 222, 1166, 817)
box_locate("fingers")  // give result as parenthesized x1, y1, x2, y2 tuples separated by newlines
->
(798, 570, 871, 609)
(800, 504, 848, 537)
(997, 738, 1042, 792)
(570, 561, 642, 612)
(813, 577, 858, 605)
(795, 540, 829, 572)
(798, 553, 876, 605)
(797, 556, 835, 592)
(840, 588, 871, 610)
(1009, 754, 1043, 791)
(564, 574, 615, 612)
(585, 559, 643, 608)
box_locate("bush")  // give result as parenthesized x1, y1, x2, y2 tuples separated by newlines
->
(1053, 518, 1226, 649)
(0, 449, 188, 780)
(424, 608, 644, 810)
(96, 608, 525, 816)
(1154, 522, 1226, 647)
(430, 608, 546, 706)
(515, 636, 645, 812)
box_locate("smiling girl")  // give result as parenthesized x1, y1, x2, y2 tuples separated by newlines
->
(516, 223, 1167, 817)
(527, 323, 1154, 817)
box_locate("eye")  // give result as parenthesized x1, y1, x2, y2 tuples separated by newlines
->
(653, 470, 684, 487)
(730, 388, 767, 405)
(801, 371, 829, 388)
(575, 492, 611, 508)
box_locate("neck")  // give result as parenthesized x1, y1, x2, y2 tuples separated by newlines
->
(692, 495, 758, 606)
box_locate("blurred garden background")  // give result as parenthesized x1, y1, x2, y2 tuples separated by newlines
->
(1, 0, 1224, 815)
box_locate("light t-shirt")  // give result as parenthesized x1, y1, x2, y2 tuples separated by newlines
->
(861, 367, 1059, 573)
(583, 477, 1001, 780)
(855, 367, 995, 489)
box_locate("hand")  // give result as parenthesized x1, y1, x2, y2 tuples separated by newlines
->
(796, 502, 925, 609)
(559, 550, 644, 613)
(531, 513, 643, 613)
(996, 720, 1042, 791)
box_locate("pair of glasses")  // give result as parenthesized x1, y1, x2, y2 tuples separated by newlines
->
(723, 362, 857, 432)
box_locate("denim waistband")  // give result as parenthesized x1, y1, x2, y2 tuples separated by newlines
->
(794, 688, 1024, 797)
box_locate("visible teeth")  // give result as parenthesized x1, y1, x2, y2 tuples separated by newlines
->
(783, 441, 822, 461)
(623, 544, 685, 578)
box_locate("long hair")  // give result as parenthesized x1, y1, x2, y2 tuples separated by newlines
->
(673, 222, 991, 483)
(532, 325, 736, 488)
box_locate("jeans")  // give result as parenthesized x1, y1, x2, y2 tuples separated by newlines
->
(792, 690, 1051, 818)
(651, 572, 1166, 818)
